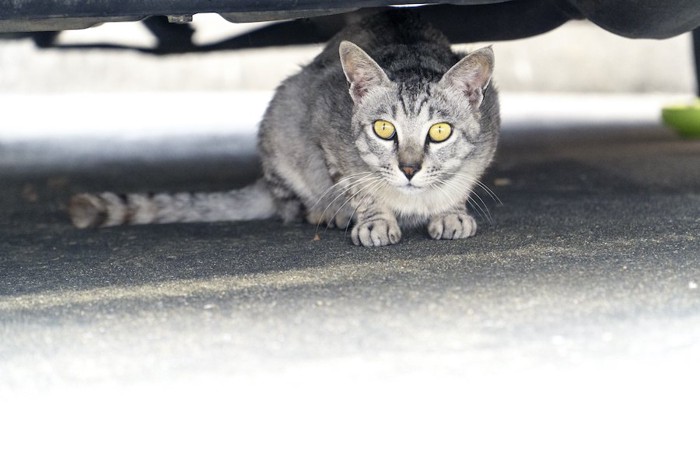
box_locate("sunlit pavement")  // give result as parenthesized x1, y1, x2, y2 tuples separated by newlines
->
(1, 93, 699, 466)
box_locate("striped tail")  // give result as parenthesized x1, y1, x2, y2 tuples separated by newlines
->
(69, 179, 277, 228)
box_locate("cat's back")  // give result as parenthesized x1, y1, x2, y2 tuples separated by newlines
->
(308, 11, 453, 75)
(272, 11, 453, 91)
(263, 11, 457, 132)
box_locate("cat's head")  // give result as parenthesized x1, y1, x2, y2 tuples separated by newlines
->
(339, 41, 498, 194)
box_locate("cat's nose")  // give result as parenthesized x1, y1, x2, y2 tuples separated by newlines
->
(399, 163, 422, 181)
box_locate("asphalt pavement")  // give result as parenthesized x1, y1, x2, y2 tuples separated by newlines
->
(0, 93, 699, 466)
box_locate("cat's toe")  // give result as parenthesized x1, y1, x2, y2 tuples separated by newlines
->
(69, 193, 107, 228)
(352, 218, 401, 247)
(428, 213, 477, 240)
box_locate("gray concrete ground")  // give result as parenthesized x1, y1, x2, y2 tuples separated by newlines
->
(0, 93, 699, 466)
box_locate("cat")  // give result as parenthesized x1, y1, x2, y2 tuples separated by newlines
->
(69, 11, 500, 247)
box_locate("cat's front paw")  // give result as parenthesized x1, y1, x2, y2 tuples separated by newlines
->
(351, 218, 401, 247)
(428, 212, 477, 240)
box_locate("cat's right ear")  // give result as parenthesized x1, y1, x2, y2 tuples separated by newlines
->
(339, 41, 390, 104)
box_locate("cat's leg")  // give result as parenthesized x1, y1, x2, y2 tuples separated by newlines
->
(274, 196, 303, 224)
(264, 172, 303, 223)
(303, 175, 357, 229)
(350, 200, 401, 247)
(427, 208, 477, 240)
(306, 201, 354, 229)
(329, 204, 354, 230)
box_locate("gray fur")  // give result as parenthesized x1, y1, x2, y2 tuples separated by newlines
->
(69, 11, 500, 247)
(69, 180, 275, 228)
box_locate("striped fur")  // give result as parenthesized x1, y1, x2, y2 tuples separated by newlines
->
(70, 180, 276, 228)
(69, 11, 501, 246)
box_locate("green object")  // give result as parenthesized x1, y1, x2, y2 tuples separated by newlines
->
(662, 100, 700, 138)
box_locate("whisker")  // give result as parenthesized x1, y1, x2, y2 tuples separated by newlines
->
(436, 172, 493, 224)
(344, 179, 388, 236)
(467, 197, 490, 224)
(341, 180, 383, 235)
(434, 178, 459, 209)
(474, 179, 503, 206)
(313, 173, 377, 234)
(469, 190, 493, 224)
(325, 177, 384, 234)
(307, 172, 374, 213)
(443, 171, 502, 206)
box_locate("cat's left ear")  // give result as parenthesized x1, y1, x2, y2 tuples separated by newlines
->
(440, 46, 494, 108)
(339, 41, 391, 104)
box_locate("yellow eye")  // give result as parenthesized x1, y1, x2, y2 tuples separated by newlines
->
(428, 122, 452, 143)
(373, 120, 396, 140)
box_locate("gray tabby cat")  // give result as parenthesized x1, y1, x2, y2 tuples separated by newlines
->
(69, 11, 500, 247)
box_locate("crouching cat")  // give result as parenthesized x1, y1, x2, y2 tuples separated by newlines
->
(69, 11, 500, 247)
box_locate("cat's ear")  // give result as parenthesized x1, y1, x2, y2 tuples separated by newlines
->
(339, 41, 391, 103)
(440, 46, 494, 108)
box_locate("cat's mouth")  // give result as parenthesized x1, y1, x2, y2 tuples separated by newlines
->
(397, 183, 424, 194)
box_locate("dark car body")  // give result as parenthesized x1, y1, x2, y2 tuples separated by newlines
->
(1, 0, 699, 39)
(1, 1, 698, 93)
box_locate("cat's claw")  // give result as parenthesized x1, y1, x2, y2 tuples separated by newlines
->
(352, 218, 402, 247)
(428, 212, 477, 240)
